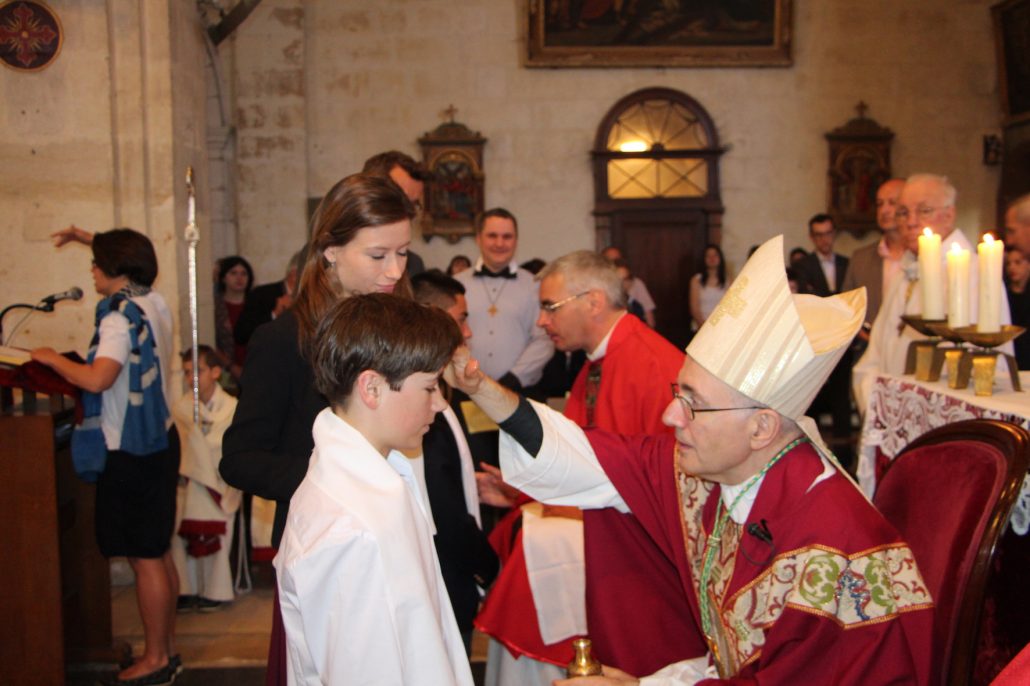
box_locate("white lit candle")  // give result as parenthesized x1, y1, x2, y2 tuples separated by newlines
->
(918, 228, 944, 319)
(977, 233, 1004, 333)
(946, 242, 970, 328)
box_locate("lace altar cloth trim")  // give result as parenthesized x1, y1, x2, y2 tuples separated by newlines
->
(859, 375, 1030, 535)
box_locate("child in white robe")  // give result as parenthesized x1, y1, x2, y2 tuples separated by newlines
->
(274, 294, 473, 686)
(171, 346, 241, 609)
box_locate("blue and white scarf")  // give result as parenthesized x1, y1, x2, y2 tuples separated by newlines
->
(72, 288, 169, 482)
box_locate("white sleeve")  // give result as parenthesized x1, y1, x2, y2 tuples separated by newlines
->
(94, 311, 131, 364)
(639, 656, 713, 686)
(499, 399, 629, 513)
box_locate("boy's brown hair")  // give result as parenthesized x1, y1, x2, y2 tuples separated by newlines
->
(312, 293, 463, 408)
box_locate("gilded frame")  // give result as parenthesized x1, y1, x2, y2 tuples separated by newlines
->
(526, 0, 791, 68)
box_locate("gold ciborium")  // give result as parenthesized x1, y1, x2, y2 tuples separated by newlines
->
(900, 315, 947, 380)
(949, 325, 1025, 395)
(567, 637, 603, 678)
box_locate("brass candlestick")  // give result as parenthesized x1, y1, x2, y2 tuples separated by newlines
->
(567, 637, 603, 678)
(925, 322, 971, 389)
(972, 352, 998, 396)
(949, 325, 1026, 395)
(900, 315, 947, 380)
(900, 314, 948, 337)
(944, 348, 970, 389)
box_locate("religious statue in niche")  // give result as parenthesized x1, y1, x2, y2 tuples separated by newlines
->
(418, 106, 487, 243)
(825, 102, 894, 238)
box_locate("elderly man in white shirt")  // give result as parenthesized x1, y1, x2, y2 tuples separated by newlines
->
(853, 174, 1014, 439)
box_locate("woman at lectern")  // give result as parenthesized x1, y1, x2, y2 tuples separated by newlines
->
(32, 225, 180, 685)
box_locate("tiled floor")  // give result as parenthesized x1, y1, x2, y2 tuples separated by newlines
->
(113, 584, 273, 669)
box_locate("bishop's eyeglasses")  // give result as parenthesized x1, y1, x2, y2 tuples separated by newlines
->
(669, 383, 764, 421)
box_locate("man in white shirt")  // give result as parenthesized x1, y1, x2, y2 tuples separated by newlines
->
(853, 174, 1013, 425)
(795, 214, 849, 296)
(456, 208, 553, 391)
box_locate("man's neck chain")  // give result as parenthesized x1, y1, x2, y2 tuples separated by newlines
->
(482, 278, 509, 316)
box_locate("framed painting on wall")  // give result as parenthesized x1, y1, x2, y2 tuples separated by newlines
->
(525, 0, 792, 68)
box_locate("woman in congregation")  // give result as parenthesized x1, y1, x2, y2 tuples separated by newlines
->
(213, 255, 254, 381)
(32, 226, 180, 685)
(447, 253, 472, 276)
(689, 243, 729, 331)
(219, 173, 416, 684)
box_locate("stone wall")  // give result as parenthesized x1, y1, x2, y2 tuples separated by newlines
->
(226, 0, 308, 284)
(224, 0, 1002, 282)
(0, 0, 212, 360)
(0, 0, 1004, 356)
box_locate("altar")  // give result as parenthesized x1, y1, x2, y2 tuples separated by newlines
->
(858, 371, 1030, 531)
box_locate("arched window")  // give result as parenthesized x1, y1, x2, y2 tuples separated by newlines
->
(594, 87, 722, 203)
(591, 88, 724, 348)
(603, 96, 713, 198)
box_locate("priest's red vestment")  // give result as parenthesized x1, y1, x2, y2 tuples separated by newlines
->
(477, 315, 704, 674)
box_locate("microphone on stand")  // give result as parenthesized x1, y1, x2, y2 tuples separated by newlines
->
(1, 287, 84, 344)
(40, 287, 84, 309)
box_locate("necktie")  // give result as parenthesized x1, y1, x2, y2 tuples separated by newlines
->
(585, 361, 602, 429)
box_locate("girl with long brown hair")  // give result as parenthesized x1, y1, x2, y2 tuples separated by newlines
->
(220, 173, 415, 684)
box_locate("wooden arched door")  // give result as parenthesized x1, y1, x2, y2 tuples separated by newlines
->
(592, 87, 724, 349)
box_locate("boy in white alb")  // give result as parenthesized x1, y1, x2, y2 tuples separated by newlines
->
(274, 294, 473, 685)
(171, 345, 241, 611)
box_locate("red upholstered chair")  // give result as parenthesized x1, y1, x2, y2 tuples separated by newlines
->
(873, 419, 1030, 686)
(991, 642, 1030, 686)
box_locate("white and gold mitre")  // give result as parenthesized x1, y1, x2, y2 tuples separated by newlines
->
(686, 235, 866, 420)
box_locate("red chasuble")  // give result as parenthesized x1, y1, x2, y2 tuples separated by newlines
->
(590, 431, 934, 684)
(476, 314, 701, 671)
(566, 314, 707, 675)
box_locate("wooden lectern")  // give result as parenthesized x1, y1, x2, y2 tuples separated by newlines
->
(0, 362, 121, 684)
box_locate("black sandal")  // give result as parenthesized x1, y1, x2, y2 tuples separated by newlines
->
(98, 660, 175, 686)
(120, 652, 182, 675)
